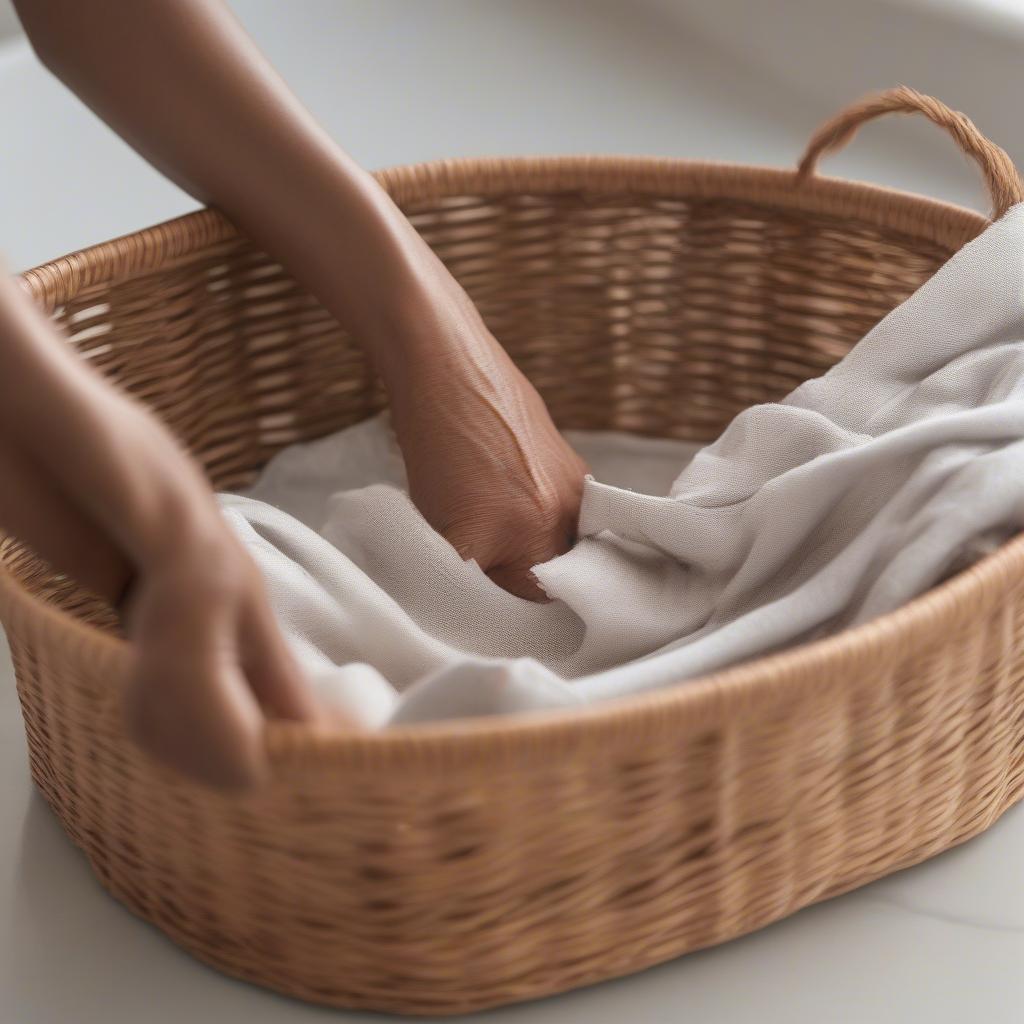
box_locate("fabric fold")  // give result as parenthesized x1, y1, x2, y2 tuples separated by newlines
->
(222, 204, 1024, 726)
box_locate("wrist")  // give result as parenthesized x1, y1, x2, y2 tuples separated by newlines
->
(359, 254, 501, 389)
(227, 149, 501, 403)
(111, 412, 227, 571)
(116, 486, 226, 620)
(221, 143, 481, 385)
(132, 479, 228, 572)
(322, 214, 459, 368)
(233, 152, 437, 343)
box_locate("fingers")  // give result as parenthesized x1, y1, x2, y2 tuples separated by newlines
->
(453, 513, 574, 603)
(124, 575, 268, 790)
(485, 522, 572, 601)
(126, 647, 267, 790)
(485, 562, 549, 601)
(238, 586, 320, 722)
(122, 535, 330, 789)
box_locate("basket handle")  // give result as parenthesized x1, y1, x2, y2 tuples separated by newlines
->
(796, 85, 1024, 220)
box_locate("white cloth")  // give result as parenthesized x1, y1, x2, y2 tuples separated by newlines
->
(221, 204, 1024, 727)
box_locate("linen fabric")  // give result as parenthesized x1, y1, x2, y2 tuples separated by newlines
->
(221, 205, 1024, 726)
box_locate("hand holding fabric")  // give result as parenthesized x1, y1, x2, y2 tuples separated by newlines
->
(380, 266, 588, 599)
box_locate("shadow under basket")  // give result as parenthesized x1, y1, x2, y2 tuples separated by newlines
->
(2, 88, 1024, 1015)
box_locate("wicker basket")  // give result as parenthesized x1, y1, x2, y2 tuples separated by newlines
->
(2, 87, 1024, 1016)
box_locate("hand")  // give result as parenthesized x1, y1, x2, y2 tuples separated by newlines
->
(0, 260, 320, 790)
(381, 273, 588, 600)
(122, 513, 320, 788)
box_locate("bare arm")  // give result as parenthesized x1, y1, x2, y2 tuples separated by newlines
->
(15, 0, 425, 356)
(0, 270, 315, 788)
(14, 0, 586, 597)
(1, 0, 585, 787)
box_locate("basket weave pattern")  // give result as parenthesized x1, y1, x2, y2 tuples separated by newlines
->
(3, 90, 1024, 1015)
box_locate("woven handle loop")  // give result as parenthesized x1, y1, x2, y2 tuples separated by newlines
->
(797, 85, 1024, 220)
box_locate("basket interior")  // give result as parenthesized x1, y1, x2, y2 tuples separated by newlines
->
(2, 186, 958, 630)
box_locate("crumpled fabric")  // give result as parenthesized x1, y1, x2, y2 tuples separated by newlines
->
(221, 204, 1024, 727)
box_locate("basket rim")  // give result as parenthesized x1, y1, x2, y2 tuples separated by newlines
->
(20, 154, 988, 307)
(3, 152, 1013, 774)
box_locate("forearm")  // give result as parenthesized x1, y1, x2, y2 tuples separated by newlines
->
(0, 273, 221, 578)
(0, 271, 319, 781)
(0, 435, 129, 601)
(14, 0, 436, 363)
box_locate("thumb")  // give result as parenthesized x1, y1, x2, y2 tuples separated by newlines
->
(125, 644, 267, 790)
(124, 591, 267, 789)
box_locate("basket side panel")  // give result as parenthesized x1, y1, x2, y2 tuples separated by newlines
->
(405, 193, 952, 442)
(7, 562, 1022, 1014)
(44, 237, 381, 493)
(8, 190, 954, 632)
(37, 192, 954, 487)
(3, 182, 1014, 1014)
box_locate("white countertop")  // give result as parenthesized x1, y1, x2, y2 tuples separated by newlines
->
(1, 626, 1022, 1022)
(1, 2, 1022, 1020)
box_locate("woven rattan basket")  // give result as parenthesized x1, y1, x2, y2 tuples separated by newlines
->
(2, 87, 1024, 1015)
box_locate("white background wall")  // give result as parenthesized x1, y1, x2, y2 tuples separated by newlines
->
(0, 2, 17, 39)
(1, 0, 1023, 270)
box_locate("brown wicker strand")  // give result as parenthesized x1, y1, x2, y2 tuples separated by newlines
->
(797, 85, 1024, 220)
(0, 90, 1022, 1015)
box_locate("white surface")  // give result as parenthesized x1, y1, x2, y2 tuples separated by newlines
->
(1, 1, 1023, 1020)
(5, 0, 1024, 271)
